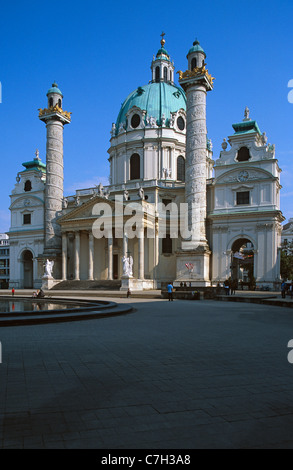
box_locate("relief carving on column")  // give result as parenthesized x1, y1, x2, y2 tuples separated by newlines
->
(188, 92, 206, 105)
(187, 122, 206, 134)
(189, 106, 206, 121)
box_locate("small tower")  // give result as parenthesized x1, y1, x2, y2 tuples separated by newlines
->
(151, 33, 175, 84)
(39, 82, 71, 278)
(8, 150, 46, 289)
(187, 39, 206, 71)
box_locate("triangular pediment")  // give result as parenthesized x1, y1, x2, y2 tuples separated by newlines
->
(58, 195, 116, 224)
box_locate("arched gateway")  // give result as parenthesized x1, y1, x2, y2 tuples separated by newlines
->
(231, 238, 254, 287)
(22, 250, 33, 288)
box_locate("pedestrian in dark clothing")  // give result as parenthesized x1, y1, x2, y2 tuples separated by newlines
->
(37, 288, 45, 298)
(281, 281, 286, 299)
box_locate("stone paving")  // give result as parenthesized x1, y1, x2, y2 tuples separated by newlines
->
(1, 294, 293, 449)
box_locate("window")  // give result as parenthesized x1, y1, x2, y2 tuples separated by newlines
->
(191, 57, 197, 70)
(49, 97, 53, 107)
(236, 191, 250, 205)
(130, 153, 140, 180)
(177, 156, 185, 182)
(24, 180, 32, 192)
(155, 66, 160, 82)
(23, 214, 31, 225)
(162, 233, 172, 254)
(164, 67, 167, 82)
(131, 114, 140, 128)
(237, 146, 250, 162)
(162, 199, 172, 206)
(58, 98, 62, 107)
(177, 116, 185, 131)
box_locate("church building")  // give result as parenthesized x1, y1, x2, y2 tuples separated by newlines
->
(8, 36, 284, 290)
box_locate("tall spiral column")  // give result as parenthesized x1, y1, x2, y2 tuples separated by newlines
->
(39, 82, 71, 278)
(175, 40, 214, 285)
(184, 82, 209, 246)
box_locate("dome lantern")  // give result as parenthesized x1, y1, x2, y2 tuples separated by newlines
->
(151, 32, 174, 84)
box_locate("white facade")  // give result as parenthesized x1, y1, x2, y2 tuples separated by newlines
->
(8, 38, 284, 290)
(209, 110, 284, 288)
(281, 219, 293, 246)
(0, 234, 9, 288)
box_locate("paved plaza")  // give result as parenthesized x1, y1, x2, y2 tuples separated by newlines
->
(1, 294, 293, 449)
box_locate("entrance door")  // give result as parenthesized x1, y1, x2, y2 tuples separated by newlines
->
(113, 254, 118, 279)
(23, 250, 33, 288)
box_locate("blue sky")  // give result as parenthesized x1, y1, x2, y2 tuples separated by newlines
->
(0, 0, 293, 233)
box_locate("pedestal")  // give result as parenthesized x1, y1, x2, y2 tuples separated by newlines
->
(42, 276, 61, 290)
(120, 276, 154, 291)
(174, 249, 211, 287)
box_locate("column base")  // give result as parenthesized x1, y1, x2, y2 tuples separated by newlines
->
(42, 276, 61, 290)
(120, 277, 154, 291)
(174, 249, 211, 287)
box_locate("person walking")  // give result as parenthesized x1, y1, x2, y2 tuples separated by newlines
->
(167, 282, 174, 301)
(290, 282, 293, 299)
(281, 280, 286, 299)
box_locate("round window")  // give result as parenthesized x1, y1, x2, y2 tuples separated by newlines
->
(177, 116, 185, 131)
(131, 114, 141, 128)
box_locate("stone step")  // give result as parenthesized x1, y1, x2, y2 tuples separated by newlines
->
(52, 280, 122, 290)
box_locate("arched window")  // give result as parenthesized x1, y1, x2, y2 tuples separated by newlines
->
(24, 180, 32, 192)
(130, 153, 140, 180)
(170, 70, 172, 82)
(191, 57, 197, 70)
(155, 66, 160, 82)
(164, 67, 167, 82)
(49, 97, 53, 107)
(177, 156, 185, 182)
(237, 146, 250, 162)
(58, 98, 62, 107)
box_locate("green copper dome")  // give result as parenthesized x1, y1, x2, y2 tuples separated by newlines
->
(46, 82, 63, 97)
(115, 82, 186, 133)
(187, 39, 206, 57)
(156, 46, 170, 61)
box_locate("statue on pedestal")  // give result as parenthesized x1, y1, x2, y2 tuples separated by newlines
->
(122, 255, 133, 277)
(44, 259, 54, 278)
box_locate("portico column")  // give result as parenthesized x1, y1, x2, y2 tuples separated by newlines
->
(33, 257, 38, 286)
(108, 232, 113, 280)
(138, 228, 144, 280)
(88, 232, 94, 280)
(123, 231, 128, 257)
(74, 231, 80, 280)
(62, 232, 67, 280)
